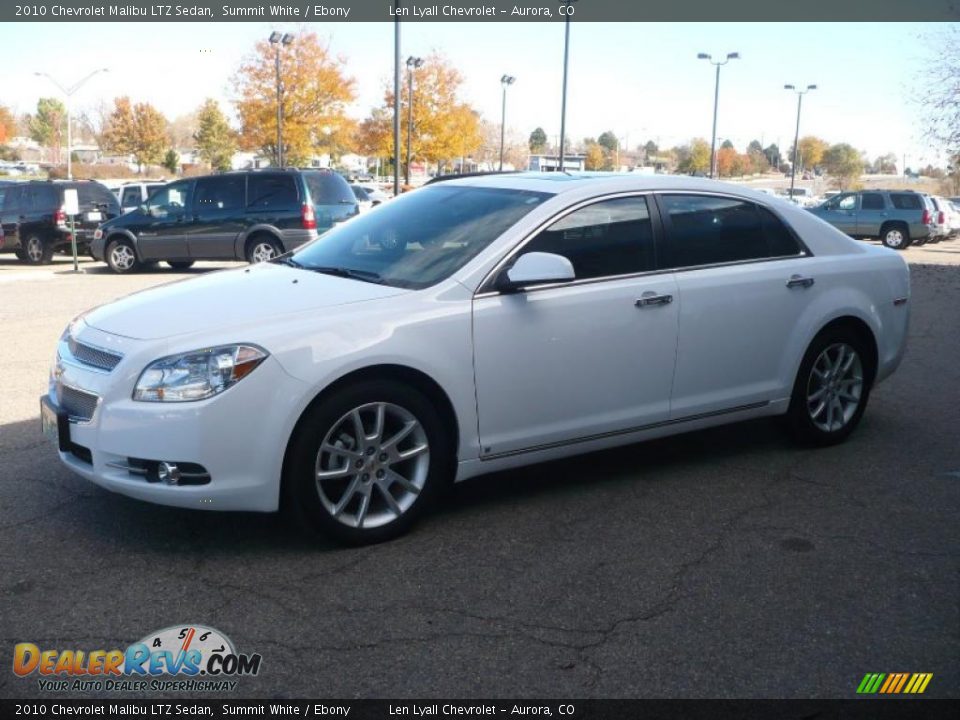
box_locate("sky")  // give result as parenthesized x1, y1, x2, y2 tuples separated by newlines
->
(0, 21, 952, 166)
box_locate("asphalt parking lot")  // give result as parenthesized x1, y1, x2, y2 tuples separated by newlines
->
(0, 245, 958, 699)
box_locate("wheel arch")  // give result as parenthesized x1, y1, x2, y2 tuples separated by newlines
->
(280, 363, 461, 497)
(105, 229, 142, 259)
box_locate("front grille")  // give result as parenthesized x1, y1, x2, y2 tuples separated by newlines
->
(57, 384, 100, 422)
(68, 337, 122, 371)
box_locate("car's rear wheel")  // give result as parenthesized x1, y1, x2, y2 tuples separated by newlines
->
(880, 224, 910, 250)
(105, 238, 140, 274)
(20, 235, 53, 265)
(786, 328, 872, 446)
(167, 260, 195, 270)
(284, 380, 451, 545)
(245, 236, 282, 264)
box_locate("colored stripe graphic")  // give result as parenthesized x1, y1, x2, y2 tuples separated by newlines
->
(857, 673, 933, 694)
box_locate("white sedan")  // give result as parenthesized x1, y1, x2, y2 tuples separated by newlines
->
(43, 174, 911, 544)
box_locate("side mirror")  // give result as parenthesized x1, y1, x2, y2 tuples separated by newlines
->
(498, 251, 575, 292)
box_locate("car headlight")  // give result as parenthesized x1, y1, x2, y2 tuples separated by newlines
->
(133, 345, 268, 402)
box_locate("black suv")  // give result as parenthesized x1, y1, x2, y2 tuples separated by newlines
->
(91, 169, 359, 273)
(0, 180, 121, 264)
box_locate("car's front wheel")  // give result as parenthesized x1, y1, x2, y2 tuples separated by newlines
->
(284, 380, 451, 545)
(105, 238, 140, 273)
(786, 328, 872, 446)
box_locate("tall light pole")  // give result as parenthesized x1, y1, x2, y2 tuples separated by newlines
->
(558, 0, 577, 172)
(499, 75, 516, 171)
(697, 52, 739, 179)
(785, 84, 817, 198)
(405, 56, 424, 186)
(34, 68, 108, 180)
(269, 32, 294, 168)
(393, 9, 401, 196)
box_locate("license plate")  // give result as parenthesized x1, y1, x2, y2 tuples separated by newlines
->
(40, 397, 69, 451)
(41, 398, 59, 445)
(85, 211, 102, 222)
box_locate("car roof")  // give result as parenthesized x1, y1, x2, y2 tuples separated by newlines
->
(426, 171, 801, 200)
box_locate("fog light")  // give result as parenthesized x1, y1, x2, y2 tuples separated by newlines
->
(158, 462, 181, 485)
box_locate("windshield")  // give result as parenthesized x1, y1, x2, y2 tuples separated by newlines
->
(290, 185, 552, 289)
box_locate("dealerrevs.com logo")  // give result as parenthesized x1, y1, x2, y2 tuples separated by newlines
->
(13, 625, 262, 692)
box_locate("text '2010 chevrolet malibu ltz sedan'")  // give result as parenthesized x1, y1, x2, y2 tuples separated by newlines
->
(42, 174, 910, 544)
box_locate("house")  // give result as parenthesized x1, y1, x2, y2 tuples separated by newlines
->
(528, 154, 587, 172)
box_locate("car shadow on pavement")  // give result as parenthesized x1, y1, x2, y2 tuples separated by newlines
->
(2, 410, 792, 555)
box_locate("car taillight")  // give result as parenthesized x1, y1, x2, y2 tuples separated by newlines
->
(938, 211, 946, 225)
(301, 203, 316, 230)
(54, 208, 67, 225)
(922, 209, 931, 225)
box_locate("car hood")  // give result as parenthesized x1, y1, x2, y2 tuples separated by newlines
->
(84, 263, 409, 340)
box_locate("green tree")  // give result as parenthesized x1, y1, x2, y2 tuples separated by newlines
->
(643, 140, 658, 158)
(162, 149, 180, 174)
(823, 143, 864, 189)
(763, 143, 781, 168)
(29, 97, 67, 163)
(528, 127, 547, 153)
(678, 138, 711, 174)
(721, 139, 735, 150)
(194, 99, 237, 171)
(597, 131, 619, 154)
(747, 139, 763, 155)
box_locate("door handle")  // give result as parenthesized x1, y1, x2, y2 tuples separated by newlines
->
(635, 292, 673, 307)
(786, 274, 815, 289)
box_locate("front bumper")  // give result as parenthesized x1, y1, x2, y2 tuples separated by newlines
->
(46, 324, 307, 512)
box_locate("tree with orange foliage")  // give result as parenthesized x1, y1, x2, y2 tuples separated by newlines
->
(357, 53, 482, 173)
(102, 96, 168, 172)
(716, 146, 737, 177)
(233, 31, 356, 167)
(0, 105, 17, 144)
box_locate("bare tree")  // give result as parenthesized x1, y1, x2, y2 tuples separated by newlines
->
(922, 27, 960, 151)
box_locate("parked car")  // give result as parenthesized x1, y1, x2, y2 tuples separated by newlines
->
(808, 189, 935, 249)
(91, 169, 359, 273)
(0, 180, 121, 264)
(948, 201, 960, 236)
(115, 181, 167, 214)
(929, 196, 956, 241)
(358, 185, 390, 205)
(44, 174, 910, 544)
(350, 184, 374, 213)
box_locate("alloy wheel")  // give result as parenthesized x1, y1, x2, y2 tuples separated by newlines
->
(110, 244, 136, 271)
(885, 229, 904, 248)
(26, 237, 44, 263)
(315, 402, 430, 529)
(251, 242, 277, 263)
(806, 342, 863, 433)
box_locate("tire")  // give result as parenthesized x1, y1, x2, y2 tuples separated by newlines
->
(166, 260, 195, 270)
(105, 237, 141, 274)
(245, 235, 282, 264)
(880, 224, 910, 250)
(786, 327, 872, 446)
(19, 235, 53, 265)
(283, 380, 452, 545)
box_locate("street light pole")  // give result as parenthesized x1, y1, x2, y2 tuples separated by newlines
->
(393, 9, 401, 196)
(405, 56, 423, 186)
(269, 32, 294, 167)
(558, 0, 577, 172)
(499, 75, 515, 171)
(697, 52, 739, 179)
(785, 84, 817, 198)
(35, 68, 108, 180)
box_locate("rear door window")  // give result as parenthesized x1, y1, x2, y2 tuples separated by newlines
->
(861, 193, 885, 210)
(660, 194, 769, 268)
(29, 185, 60, 211)
(890, 193, 922, 210)
(121, 186, 141, 208)
(247, 174, 299, 210)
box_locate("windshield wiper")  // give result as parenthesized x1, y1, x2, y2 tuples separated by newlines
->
(307, 266, 383, 284)
(275, 256, 304, 268)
